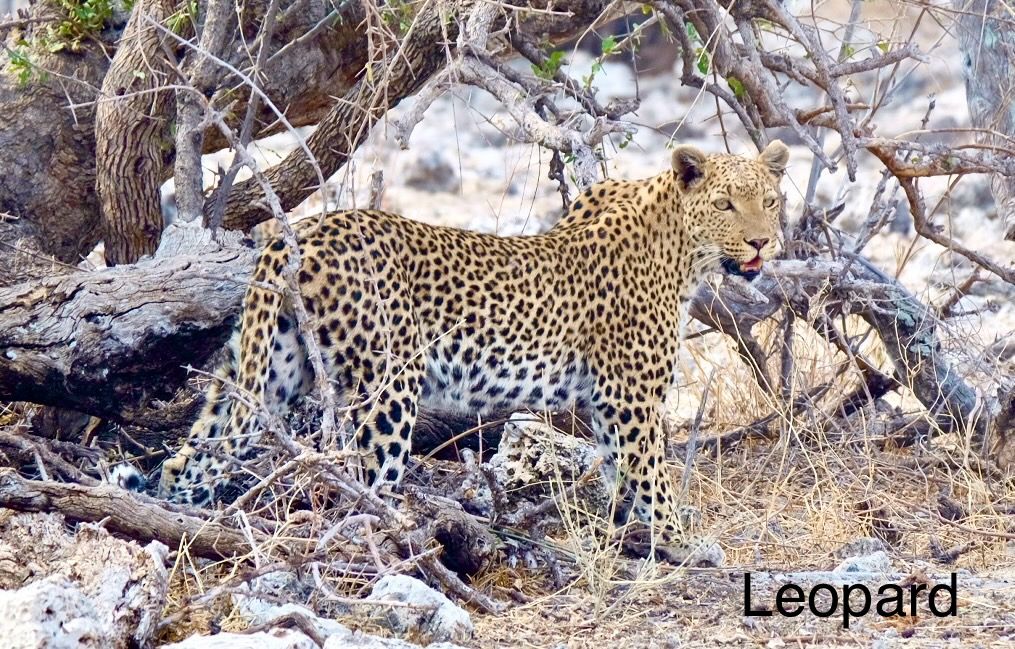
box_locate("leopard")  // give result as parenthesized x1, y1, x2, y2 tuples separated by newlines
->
(158, 140, 790, 566)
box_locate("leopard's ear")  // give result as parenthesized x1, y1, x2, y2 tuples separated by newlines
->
(671, 145, 708, 191)
(758, 139, 789, 176)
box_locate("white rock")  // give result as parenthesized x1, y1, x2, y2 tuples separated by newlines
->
(323, 627, 466, 649)
(233, 599, 348, 640)
(364, 574, 473, 644)
(0, 513, 168, 649)
(162, 629, 319, 649)
(162, 623, 468, 649)
(231, 587, 468, 649)
(834, 550, 892, 575)
(0, 576, 109, 649)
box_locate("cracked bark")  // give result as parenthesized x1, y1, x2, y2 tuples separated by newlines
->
(0, 1, 117, 284)
(0, 0, 370, 272)
(952, 0, 1015, 241)
(0, 227, 256, 426)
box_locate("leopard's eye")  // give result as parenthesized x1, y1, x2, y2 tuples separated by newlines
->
(713, 198, 733, 211)
(763, 196, 777, 208)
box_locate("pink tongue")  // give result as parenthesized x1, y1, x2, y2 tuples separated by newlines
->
(741, 257, 762, 272)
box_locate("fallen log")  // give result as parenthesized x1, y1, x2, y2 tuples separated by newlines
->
(0, 468, 279, 560)
(0, 226, 255, 427)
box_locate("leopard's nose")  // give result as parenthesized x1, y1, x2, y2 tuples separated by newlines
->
(745, 238, 769, 251)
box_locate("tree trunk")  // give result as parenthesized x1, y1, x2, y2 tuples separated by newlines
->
(94, 0, 181, 266)
(3, 1, 613, 270)
(94, 0, 371, 263)
(0, 1, 120, 283)
(0, 0, 371, 271)
(952, 0, 1015, 240)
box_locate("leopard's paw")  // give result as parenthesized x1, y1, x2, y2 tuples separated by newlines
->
(621, 525, 725, 567)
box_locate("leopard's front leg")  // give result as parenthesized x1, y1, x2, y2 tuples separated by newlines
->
(588, 374, 724, 566)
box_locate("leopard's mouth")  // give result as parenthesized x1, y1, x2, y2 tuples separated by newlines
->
(721, 255, 764, 281)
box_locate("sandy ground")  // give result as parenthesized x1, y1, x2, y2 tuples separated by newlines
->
(471, 568, 1015, 648)
(154, 2, 1015, 646)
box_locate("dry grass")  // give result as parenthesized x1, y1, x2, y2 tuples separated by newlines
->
(452, 295, 1013, 647)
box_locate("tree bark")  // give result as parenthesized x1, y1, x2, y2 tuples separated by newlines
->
(95, 0, 371, 263)
(0, 0, 369, 271)
(952, 0, 1015, 240)
(94, 0, 180, 266)
(0, 1, 119, 283)
(0, 226, 255, 426)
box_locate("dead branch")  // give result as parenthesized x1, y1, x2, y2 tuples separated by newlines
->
(171, 0, 236, 224)
(209, 0, 466, 231)
(90, 0, 371, 263)
(0, 468, 281, 560)
(394, 4, 636, 190)
(689, 259, 989, 438)
(212, 0, 619, 231)
(0, 226, 256, 426)
(0, 431, 100, 486)
(254, 425, 505, 612)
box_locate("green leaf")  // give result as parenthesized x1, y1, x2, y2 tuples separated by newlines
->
(686, 22, 701, 44)
(876, 39, 890, 54)
(532, 50, 565, 80)
(601, 35, 617, 56)
(726, 76, 746, 99)
(8, 48, 34, 85)
(696, 48, 709, 74)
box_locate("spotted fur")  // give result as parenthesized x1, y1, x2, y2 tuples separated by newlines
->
(159, 141, 789, 565)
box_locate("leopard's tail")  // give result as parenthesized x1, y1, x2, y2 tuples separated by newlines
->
(160, 245, 297, 505)
(157, 327, 240, 502)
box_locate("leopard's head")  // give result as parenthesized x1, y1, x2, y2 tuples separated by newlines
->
(672, 140, 788, 280)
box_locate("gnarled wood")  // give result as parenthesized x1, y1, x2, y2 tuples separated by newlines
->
(952, 0, 1015, 241)
(0, 1, 116, 283)
(212, 0, 617, 231)
(94, 0, 181, 265)
(0, 469, 280, 560)
(95, 0, 372, 263)
(0, 227, 256, 426)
